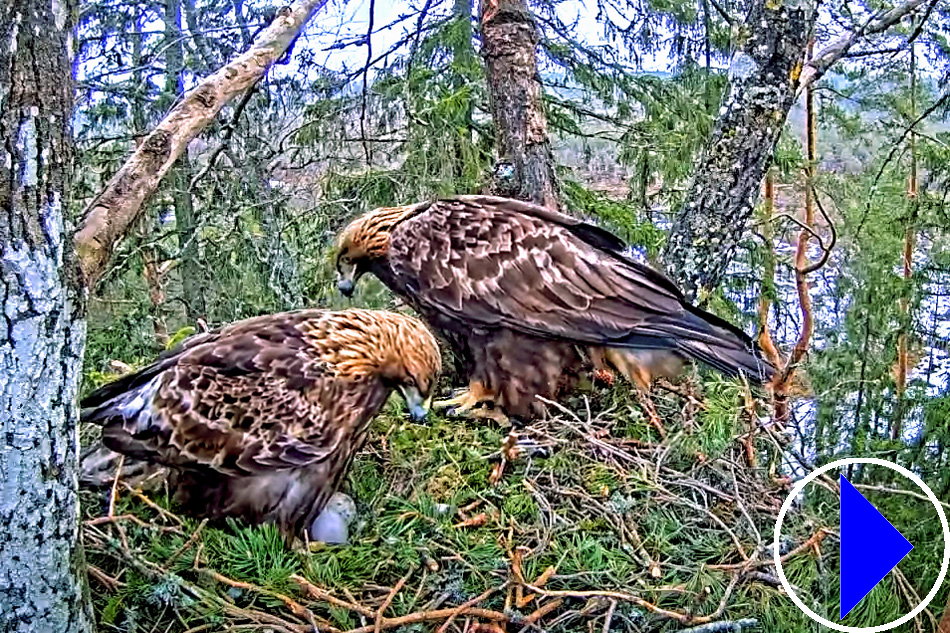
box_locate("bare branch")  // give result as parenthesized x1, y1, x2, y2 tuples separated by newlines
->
(188, 80, 260, 190)
(360, 0, 376, 165)
(74, 0, 330, 288)
(799, 0, 930, 91)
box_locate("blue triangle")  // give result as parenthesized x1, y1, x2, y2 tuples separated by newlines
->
(840, 475, 914, 619)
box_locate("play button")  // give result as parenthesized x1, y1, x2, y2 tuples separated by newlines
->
(839, 475, 913, 619)
(774, 457, 950, 632)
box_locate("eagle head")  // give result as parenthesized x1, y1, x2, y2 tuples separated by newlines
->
(335, 203, 424, 296)
(322, 309, 442, 422)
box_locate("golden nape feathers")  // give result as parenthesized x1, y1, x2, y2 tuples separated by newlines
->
(335, 195, 775, 421)
(81, 308, 440, 540)
(336, 202, 428, 262)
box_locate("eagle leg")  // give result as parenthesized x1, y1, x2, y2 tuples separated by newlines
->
(434, 381, 510, 425)
(434, 381, 496, 413)
(465, 404, 509, 426)
(603, 349, 667, 439)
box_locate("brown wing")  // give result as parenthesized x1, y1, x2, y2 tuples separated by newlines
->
(81, 310, 373, 475)
(388, 196, 772, 380)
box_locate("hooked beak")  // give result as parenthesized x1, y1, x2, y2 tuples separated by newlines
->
(336, 261, 358, 297)
(399, 385, 430, 423)
(337, 278, 355, 297)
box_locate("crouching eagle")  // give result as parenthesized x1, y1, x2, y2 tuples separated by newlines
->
(335, 196, 773, 423)
(81, 309, 441, 540)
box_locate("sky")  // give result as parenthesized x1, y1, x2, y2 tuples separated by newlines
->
(294, 0, 679, 76)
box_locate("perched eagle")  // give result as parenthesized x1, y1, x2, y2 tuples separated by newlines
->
(335, 195, 774, 422)
(81, 309, 441, 540)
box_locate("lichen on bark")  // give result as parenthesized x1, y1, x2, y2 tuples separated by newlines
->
(0, 3, 94, 631)
(661, 0, 815, 302)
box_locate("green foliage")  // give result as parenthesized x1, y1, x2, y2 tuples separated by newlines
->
(618, 64, 726, 213)
(75, 0, 950, 630)
(207, 521, 301, 590)
(562, 180, 667, 258)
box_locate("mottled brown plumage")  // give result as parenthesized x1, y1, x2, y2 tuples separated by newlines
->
(81, 309, 440, 539)
(336, 195, 774, 420)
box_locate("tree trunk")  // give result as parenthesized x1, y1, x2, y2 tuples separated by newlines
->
(661, 0, 814, 301)
(479, 0, 558, 209)
(452, 0, 476, 185)
(893, 37, 918, 441)
(0, 1, 95, 631)
(165, 0, 204, 321)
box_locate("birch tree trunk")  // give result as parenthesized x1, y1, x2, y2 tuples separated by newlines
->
(661, 0, 814, 301)
(480, 0, 558, 209)
(0, 1, 95, 631)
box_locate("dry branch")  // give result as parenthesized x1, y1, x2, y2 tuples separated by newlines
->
(292, 574, 378, 619)
(340, 607, 512, 633)
(74, 0, 330, 288)
(799, 0, 930, 90)
(203, 569, 326, 627)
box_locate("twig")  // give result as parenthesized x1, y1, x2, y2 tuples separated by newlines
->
(521, 583, 692, 624)
(601, 599, 616, 633)
(436, 582, 509, 633)
(108, 455, 124, 518)
(87, 564, 125, 591)
(731, 464, 761, 549)
(160, 518, 207, 573)
(84, 513, 182, 533)
(707, 0, 733, 24)
(343, 607, 511, 633)
(123, 484, 185, 525)
(291, 574, 377, 619)
(684, 571, 743, 625)
(708, 527, 831, 570)
(854, 483, 950, 510)
(894, 567, 936, 631)
(523, 597, 563, 624)
(189, 80, 261, 191)
(375, 566, 415, 633)
(359, 0, 376, 165)
(675, 618, 759, 632)
(800, 0, 931, 90)
(202, 568, 325, 627)
(801, 186, 838, 275)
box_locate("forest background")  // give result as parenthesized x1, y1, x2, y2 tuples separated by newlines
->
(3, 0, 950, 630)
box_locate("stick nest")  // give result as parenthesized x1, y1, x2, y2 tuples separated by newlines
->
(80, 376, 833, 633)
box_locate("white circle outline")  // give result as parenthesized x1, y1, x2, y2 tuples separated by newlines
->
(773, 457, 950, 633)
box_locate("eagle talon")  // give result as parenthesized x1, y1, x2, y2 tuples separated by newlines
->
(442, 402, 510, 426)
(433, 382, 498, 416)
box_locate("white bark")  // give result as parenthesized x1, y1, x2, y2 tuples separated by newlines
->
(0, 1, 94, 630)
(0, 203, 93, 633)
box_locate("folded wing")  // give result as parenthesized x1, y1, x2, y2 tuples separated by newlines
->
(81, 311, 354, 476)
(389, 196, 773, 381)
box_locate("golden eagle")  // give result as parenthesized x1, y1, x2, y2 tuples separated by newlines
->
(335, 196, 773, 423)
(81, 309, 441, 539)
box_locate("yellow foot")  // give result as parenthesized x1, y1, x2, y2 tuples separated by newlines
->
(466, 405, 509, 426)
(433, 388, 486, 414)
(434, 382, 509, 425)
